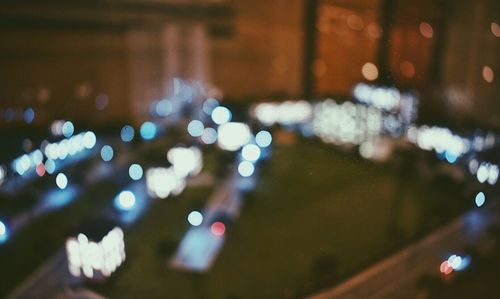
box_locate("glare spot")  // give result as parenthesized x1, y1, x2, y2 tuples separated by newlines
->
(36, 163, 46, 177)
(211, 106, 232, 125)
(56, 173, 68, 190)
(482, 66, 494, 83)
(201, 127, 218, 145)
(62, 121, 75, 138)
(440, 261, 453, 275)
(140, 122, 157, 140)
(202, 98, 219, 115)
(361, 62, 378, 81)
(0, 220, 8, 243)
(100, 145, 114, 162)
(255, 130, 272, 148)
(359, 142, 375, 159)
(45, 159, 56, 174)
(120, 125, 135, 142)
(217, 122, 251, 151)
(238, 161, 255, 177)
(491, 22, 500, 38)
(419, 22, 434, 38)
(83, 132, 97, 149)
(156, 99, 172, 117)
(115, 190, 136, 211)
(477, 164, 489, 183)
(128, 164, 143, 181)
(475, 192, 486, 207)
(187, 211, 203, 226)
(24, 108, 35, 124)
(242, 144, 261, 162)
(187, 120, 204, 137)
(211, 221, 225, 236)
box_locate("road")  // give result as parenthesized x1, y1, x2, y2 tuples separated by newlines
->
(309, 200, 500, 299)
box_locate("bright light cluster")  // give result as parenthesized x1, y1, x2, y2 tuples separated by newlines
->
(471, 132, 496, 152)
(167, 146, 203, 178)
(0, 220, 8, 244)
(146, 167, 186, 199)
(252, 100, 313, 126)
(66, 227, 126, 279)
(475, 162, 499, 185)
(11, 150, 44, 176)
(412, 126, 469, 163)
(440, 254, 470, 275)
(44, 131, 97, 162)
(353, 83, 403, 111)
(147, 147, 202, 199)
(217, 122, 251, 151)
(313, 99, 383, 145)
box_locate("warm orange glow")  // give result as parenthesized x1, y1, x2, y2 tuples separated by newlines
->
(361, 62, 378, 81)
(419, 22, 434, 38)
(482, 66, 494, 83)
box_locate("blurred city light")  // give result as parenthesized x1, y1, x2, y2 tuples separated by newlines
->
(0, 165, 5, 186)
(83, 131, 97, 149)
(238, 161, 255, 177)
(23, 108, 35, 124)
(155, 99, 173, 117)
(128, 164, 144, 181)
(66, 227, 125, 278)
(140, 122, 157, 140)
(167, 146, 203, 178)
(115, 190, 136, 211)
(253, 101, 313, 126)
(62, 121, 75, 138)
(217, 122, 251, 151)
(56, 173, 68, 190)
(0, 220, 8, 244)
(211, 221, 226, 236)
(120, 125, 135, 142)
(202, 98, 219, 115)
(211, 106, 232, 125)
(187, 211, 203, 226)
(44, 159, 56, 174)
(146, 167, 186, 199)
(242, 144, 261, 162)
(201, 127, 217, 144)
(255, 130, 272, 148)
(187, 120, 204, 137)
(100, 145, 114, 162)
(475, 192, 486, 207)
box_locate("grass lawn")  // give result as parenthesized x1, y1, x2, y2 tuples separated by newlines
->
(96, 139, 469, 299)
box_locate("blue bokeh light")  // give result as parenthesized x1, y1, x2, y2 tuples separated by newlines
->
(129, 164, 143, 181)
(100, 145, 114, 162)
(121, 125, 135, 142)
(140, 122, 157, 140)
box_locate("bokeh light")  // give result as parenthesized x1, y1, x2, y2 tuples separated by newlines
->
(101, 145, 114, 162)
(211, 106, 232, 125)
(255, 130, 272, 148)
(56, 173, 68, 190)
(121, 125, 135, 142)
(129, 164, 144, 181)
(187, 120, 204, 137)
(187, 211, 203, 226)
(211, 221, 226, 236)
(140, 122, 157, 140)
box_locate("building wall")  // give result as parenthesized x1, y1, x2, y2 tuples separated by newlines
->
(440, 0, 500, 127)
(211, 0, 304, 100)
